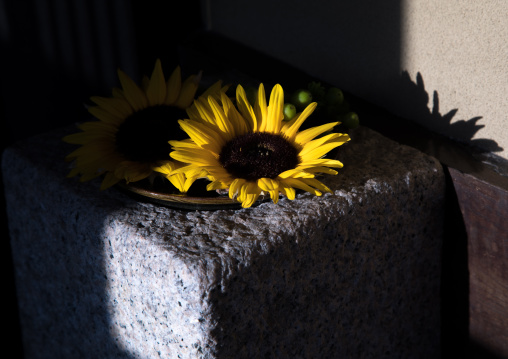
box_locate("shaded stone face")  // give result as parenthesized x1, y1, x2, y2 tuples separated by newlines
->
(3, 125, 444, 358)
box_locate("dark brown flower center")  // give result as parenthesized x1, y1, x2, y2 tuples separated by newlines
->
(115, 105, 187, 163)
(219, 132, 299, 181)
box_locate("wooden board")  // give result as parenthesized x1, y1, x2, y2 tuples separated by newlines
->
(449, 167, 508, 357)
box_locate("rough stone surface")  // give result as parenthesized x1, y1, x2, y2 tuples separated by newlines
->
(3, 125, 445, 358)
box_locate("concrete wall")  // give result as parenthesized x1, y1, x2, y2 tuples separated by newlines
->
(205, 0, 508, 159)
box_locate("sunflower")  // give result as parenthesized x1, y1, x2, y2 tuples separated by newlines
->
(169, 83, 351, 208)
(63, 59, 224, 191)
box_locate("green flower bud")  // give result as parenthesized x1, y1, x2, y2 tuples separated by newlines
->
(283, 103, 297, 121)
(342, 112, 360, 129)
(291, 89, 313, 109)
(325, 87, 344, 106)
(307, 81, 326, 100)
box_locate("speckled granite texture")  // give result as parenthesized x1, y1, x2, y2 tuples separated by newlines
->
(3, 125, 444, 358)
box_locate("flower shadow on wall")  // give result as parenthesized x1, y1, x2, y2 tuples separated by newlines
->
(396, 72, 508, 359)
(398, 71, 503, 153)
(391, 71, 504, 175)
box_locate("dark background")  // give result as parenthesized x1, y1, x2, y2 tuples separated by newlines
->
(1, 1, 203, 356)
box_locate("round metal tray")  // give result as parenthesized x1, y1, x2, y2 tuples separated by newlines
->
(116, 179, 268, 210)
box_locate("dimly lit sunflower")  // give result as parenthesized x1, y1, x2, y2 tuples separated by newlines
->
(169, 83, 350, 208)
(63, 59, 223, 191)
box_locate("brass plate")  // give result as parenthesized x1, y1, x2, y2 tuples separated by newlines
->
(117, 181, 268, 211)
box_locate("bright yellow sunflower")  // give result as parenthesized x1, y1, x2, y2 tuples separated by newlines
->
(63, 59, 224, 190)
(169, 83, 351, 208)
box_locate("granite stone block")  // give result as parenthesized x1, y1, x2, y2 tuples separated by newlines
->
(3, 125, 445, 358)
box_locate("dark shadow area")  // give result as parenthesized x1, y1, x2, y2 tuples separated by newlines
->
(468, 339, 508, 359)
(131, 0, 203, 77)
(4, 130, 143, 358)
(0, 95, 23, 358)
(441, 168, 469, 358)
(203, 0, 403, 122)
(1, 0, 203, 357)
(205, 187, 442, 358)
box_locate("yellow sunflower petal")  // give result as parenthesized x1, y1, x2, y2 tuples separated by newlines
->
(206, 180, 228, 191)
(266, 84, 284, 134)
(64, 143, 105, 161)
(88, 106, 124, 125)
(205, 166, 232, 183)
(146, 59, 167, 105)
(282, 102, 318, 141)
(302, 166, 339, 175)
(73, 122, 117, 141)
(112, 87, 125, 99)
(279, 182, 296, 200)
(78, 120, 117, 131)
(299, 132, 349, 158)
(295, 122, 339, 144)
(300, 141, 345, 162)
(278, 169, 315, 179)
(255, 83, 268, 132)
(178, 119, 223, 155)
(66, 166, 82, 178)
(257, 177, 280, 203)
(229, 178, 247, 199)
(152, 161, 176, 175)
(100, 171, 121, 190)
(303, 178, 333, 193)
(186, 101, 201, 122)
(169, 138, 201, 150)
(155, 161, 191, 193)
(281, 114, 299, 133)
(165, 66, 182, 105)
(281, 178, 322, 196)
(117, 69, 148, 111)
(182, 174, 201, 192)
(114, 161, 152, 183)
(169, 164, 204, 177)
(239, 182, 262, 208)
(77, 174, 102, 184)
(174, 72, 202, 109)
(170, 148, 218, 166)
(200, 80, 224, 100)
(297, 158, 344, 169)
(208, 95, 235, 139)
(63, 132, 91, 146)
(221, 92, 248, 136)
(167, 172, 186, 192)
(192, 97, 216, 125)
(257, 177, 279, 191)
(236, 85, 257, 131)
(90, 96, 134, 118)
(141, 75, 150, 91)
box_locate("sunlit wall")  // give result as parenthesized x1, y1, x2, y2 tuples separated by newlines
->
(400, 0, 508, 157)
(206, 0, 508, 158)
